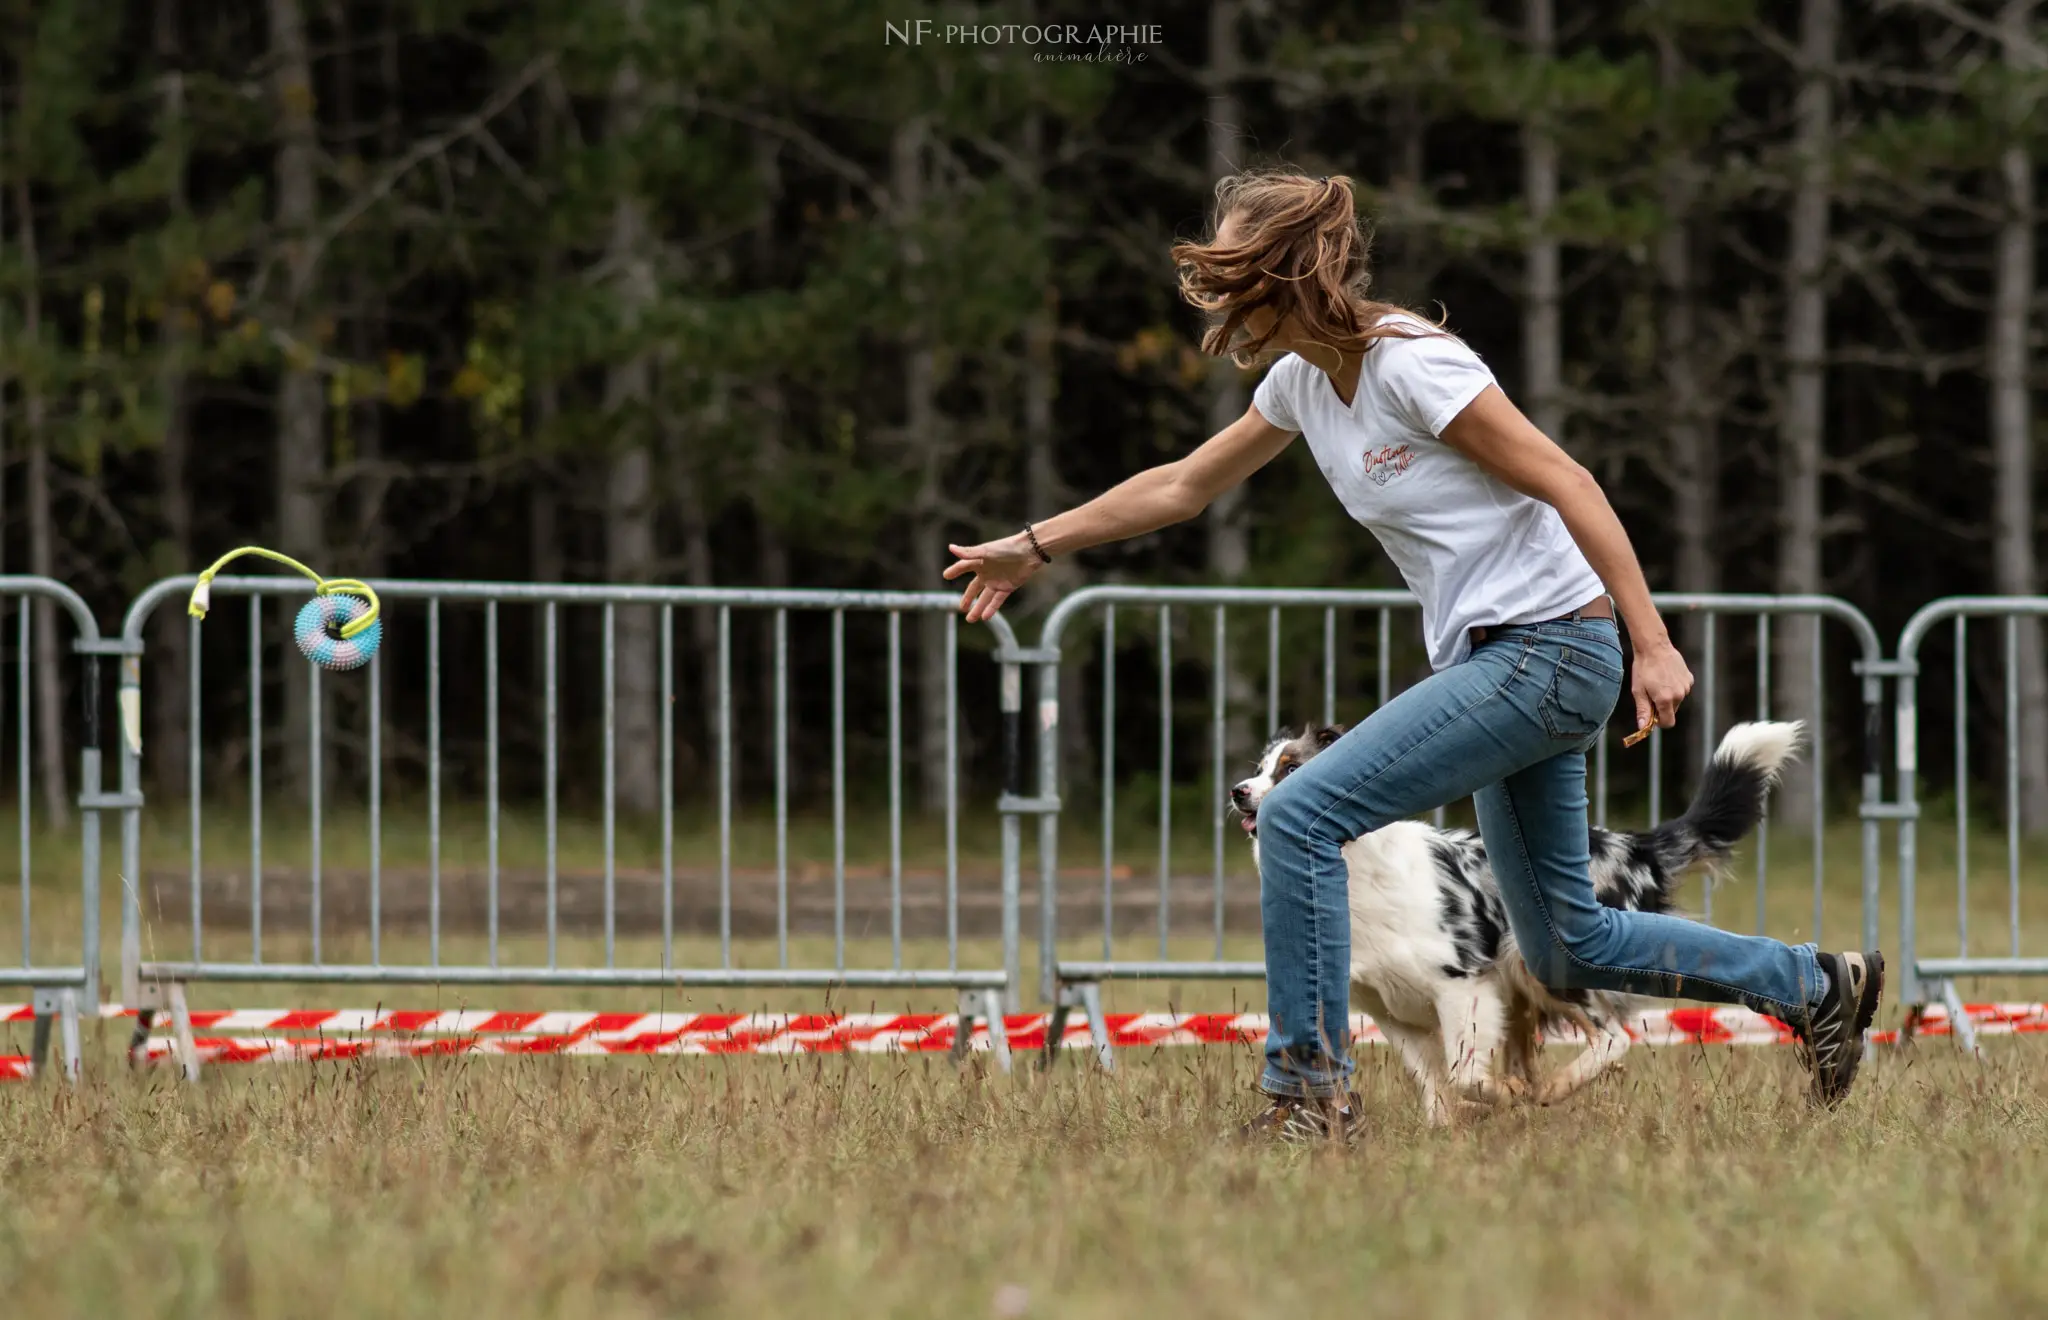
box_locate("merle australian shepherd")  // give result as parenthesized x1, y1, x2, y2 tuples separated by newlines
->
(1231, 720, 1803, 1125)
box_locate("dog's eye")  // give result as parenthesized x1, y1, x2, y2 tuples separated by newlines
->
(1274, 757, 1295, 778)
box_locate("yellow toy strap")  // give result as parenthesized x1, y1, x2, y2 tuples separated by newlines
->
(187, 546, 382, 640)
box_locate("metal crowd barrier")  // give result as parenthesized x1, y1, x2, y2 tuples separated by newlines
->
(1892, 598, 2048, 1050)
(0, 577, 120, 1082)
(117, 578, 1025, 1077)
(1013, 587, 1888, 1067)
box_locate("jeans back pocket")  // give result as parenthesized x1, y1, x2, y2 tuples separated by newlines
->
(1540, 644, 1621, 740)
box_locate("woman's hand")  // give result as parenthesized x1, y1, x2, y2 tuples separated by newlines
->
(1630, 637, 1694, 732)
(943, 534, 1044, 623)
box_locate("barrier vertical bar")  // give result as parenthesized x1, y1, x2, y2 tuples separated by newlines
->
(1649, 726, 1663, 828)
(660, 606, 673, 972)
(1956, 616, 1969, 956)
(1002, 618, 1029, 1001)
(832, 609, 845, 974)
(1157, 605, 1172, 960)
(1702, 612, 1717, 780)
(1755, 613, 1770, 936)
(249, 596, 263, 964)
(2007, 617, 2021, 957)
(888, 611, 903, 971)
(774, 608, 789, 969)
(1212, 607, 1226, 961)
(602, 604, 616, 969)
(1893, 625, 1918, 1005)
(946, 613, 962, 981)
(310, 662, 322, 966)
(1029, 611, 1057, 1008)
(487, 601, 500, 969)
(14, 601, 24, 969)
(544, 601, 558, 969)
(719, 605, 732, 970)
(16, 609, 27, 964)
(1102, 606, 1116, 963)
(77, 644, 104, 1006)
(188, 613, 201, 962)
(428, 599, 441, 967)
(367, 639, 380, 966)
(120, 637, 141, 1007)
(1376, 608, 1390, 709)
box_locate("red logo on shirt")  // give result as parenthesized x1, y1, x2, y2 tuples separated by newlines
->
(1363, 444, 1414, 487)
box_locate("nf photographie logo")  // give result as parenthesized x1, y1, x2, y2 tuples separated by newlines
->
(884, 19, 1161, 63)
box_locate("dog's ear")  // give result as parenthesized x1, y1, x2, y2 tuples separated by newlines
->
(1314, 724, 1346, 748)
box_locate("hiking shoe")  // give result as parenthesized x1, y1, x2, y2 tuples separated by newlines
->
(1238, 1091, 1364, 1145)
(1796, 950, 1885, 1108)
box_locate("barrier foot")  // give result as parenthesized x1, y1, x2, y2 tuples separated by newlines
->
(127, 1009, 156, 1069)
(1054, 983, 1114, 1072)
(949, 992, 974, 1065)
(1939, 980, 1979, 1055)
(27, 998, 50, 1082)
(29, 988, 81, 1084)
(1041, 1000, 1072, 1071)
(58, 991, 81, 1084)
(168, 983, 201, 1083)
(949, 990, 1013, 1074)
(1078, 983, 1113, 1072)
(980, 990, 1013, 1074)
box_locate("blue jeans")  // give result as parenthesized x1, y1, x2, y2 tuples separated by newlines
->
(1253, 616, 1825, 1099)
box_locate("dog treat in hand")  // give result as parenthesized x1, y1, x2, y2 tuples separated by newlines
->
(1622, 724, 1653, 748)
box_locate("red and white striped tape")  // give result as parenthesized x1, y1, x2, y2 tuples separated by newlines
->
(1, 1001, 2043, 1076)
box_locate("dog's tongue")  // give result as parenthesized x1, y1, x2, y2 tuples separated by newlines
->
(1239, 814, 1258, 835)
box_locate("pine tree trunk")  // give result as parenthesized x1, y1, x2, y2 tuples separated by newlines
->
(669, 393, 721, 776)
(1018, 105, 1088, 792)
(1521, 0, 1564, 443)
(1772, 0, 1837, 829)
(152, 0, 194, 797)
(1656, 29, 1721, 780)
(15, 178, 67, 829)
(753, 381, 790, 781)
(1378, 0, 1428, 305)
(1205, 0, 1258, 760)
(601, 0, 660, 815)
(529, 381, 564, 748)
(1991, 0, 2048, 832)
(270, 0, 327, 801)
(889, 117, 954, 814)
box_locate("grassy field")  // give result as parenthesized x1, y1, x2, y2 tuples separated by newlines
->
(4, 804, 2046, 1317)
(1, 1038, 2044, 1317)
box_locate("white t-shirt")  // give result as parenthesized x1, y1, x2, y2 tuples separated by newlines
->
(1251, 315, 1606, 671)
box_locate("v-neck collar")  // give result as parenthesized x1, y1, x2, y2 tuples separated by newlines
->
(1318, 354, 1363, 410)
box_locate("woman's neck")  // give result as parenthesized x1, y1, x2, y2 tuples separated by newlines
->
(1289, 339, 1362, 405)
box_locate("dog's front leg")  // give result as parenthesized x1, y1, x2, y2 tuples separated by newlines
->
(1534, 1005, 1632, 1105)
(1373, 1017, 1457, 1127)
(1437, 985, 1513, 1105)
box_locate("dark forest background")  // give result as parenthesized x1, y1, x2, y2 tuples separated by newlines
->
(0, 0, 2041, 833)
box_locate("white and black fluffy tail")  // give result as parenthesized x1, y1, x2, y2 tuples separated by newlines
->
(1590, 720, 1805, 913)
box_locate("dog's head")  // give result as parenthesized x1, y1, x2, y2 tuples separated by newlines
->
(1228, 724, 1345, 838)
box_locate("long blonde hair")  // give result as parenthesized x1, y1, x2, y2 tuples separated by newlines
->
(1171, 169, 1445, 367)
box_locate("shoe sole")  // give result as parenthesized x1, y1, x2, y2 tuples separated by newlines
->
(1852, 951, 1886, 1037)
(1813, 950, 1885, 1109)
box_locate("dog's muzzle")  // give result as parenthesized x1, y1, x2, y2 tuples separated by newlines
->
(1229, 784, 1258, 836)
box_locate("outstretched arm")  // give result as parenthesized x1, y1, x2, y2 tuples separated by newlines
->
(943, 403, 1297, 622)
(1437, 384, 1694, 733)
